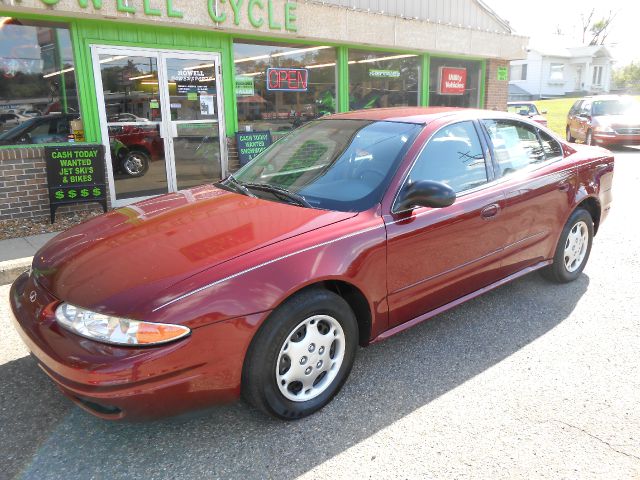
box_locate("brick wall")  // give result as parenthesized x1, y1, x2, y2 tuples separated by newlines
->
(0, 147, 106, 221)
(485, 59, 510, 111)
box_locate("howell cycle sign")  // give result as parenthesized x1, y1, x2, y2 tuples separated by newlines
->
(36, 0, 299, 32)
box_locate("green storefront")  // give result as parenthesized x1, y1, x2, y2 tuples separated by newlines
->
(0, 0, 526, 214)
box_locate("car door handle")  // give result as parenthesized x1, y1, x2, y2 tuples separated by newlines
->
(558, 182, 571, 192)
(481, 203, 500, 220)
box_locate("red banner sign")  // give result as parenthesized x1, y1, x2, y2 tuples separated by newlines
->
(438, 67, 467, 95)
(266, 67, 309, 92)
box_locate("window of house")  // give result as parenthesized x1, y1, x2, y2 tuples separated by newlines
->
(510, 64, 527, 81)
(592, 65, 603, 86)
(347, 49, 420, 110)
(549, 63, 565, 83)
(233, 41, 337, 140)
(0, 18, 80, 146)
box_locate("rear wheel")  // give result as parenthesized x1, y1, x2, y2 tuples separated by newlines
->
(542, 208, 593, 283)
(566, 126, 575, 142)
(242, 289, 358, 419)
(121, 150, 150, 177)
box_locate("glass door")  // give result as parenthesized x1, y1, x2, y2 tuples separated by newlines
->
(91, 47, 226, 207)
(162, 53, 226, 190)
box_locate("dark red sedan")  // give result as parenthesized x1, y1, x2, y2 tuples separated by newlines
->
(10, 107, 614, 421)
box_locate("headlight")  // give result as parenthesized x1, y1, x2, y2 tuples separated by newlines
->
(54, 303, 190, 346)
(595, 125, 615, 133)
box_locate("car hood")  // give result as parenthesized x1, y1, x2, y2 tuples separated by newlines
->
(32, 184, 356, 316)
(594, 114, 640, 127)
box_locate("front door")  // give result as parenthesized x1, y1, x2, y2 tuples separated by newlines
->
(91, 46, 226, 207)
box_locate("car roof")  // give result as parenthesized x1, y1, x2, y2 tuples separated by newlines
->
(324, 107, 473, 125)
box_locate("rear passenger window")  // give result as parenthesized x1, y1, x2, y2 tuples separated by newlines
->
(408, 121, 488, 193)
(482, 119, 545, 177)
(538, 129, 563, 160)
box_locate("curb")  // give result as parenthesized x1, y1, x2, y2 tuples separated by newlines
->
(0, 257, 32, 286)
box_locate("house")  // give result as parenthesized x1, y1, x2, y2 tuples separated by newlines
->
(509, 40, 613, 100)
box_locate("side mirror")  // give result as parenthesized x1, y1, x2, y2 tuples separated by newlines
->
(541, 110, 548, 114)
(394, 180, 456, 213)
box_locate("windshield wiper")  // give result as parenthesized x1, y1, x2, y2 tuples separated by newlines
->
(243, 182, 313, 208)
(222, 174, 256, 198)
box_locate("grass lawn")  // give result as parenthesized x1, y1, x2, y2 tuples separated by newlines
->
(534, 98, 577, 137)
(534, 96, 640, 138)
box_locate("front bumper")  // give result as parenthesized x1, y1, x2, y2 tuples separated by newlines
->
(9, 272, 265, 420)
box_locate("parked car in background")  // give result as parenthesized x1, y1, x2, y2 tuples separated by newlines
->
(0, 114, 75, 143)
(566, 95, 640, 146)
(0, 114, 154, 178)
(0, 112, 29, 132)
(507, 101, 548, 126)
(10, 107, 614, 421)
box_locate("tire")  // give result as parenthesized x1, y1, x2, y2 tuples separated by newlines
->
(121, 150, 150, 177)
(542, 208, 594, 283)
(585, 130, 594, 146)
(242, 288, 358, 420)
(566, 126, 575, 142)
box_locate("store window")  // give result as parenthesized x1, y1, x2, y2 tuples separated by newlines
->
(0, 18, 80, 146)
(233, 41, 337, 139)
(348, 50, 420, 110)
(429, 57, 482, 108)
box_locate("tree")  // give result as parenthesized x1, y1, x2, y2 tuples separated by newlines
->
(588, 11, 616, 46)
(613, 62, 640, 92)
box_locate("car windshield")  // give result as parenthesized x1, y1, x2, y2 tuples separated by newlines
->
(592, 99, 640, 116)
(231, 119, 421, 212)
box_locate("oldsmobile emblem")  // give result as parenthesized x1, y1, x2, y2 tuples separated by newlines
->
(29, 291, 37, 303)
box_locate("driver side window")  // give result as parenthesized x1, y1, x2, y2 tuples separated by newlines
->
(408, 121, 489, 193)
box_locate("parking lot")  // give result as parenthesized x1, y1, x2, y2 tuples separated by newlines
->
(1, 148, 639, 480)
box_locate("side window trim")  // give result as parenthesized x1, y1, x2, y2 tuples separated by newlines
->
(391, 120, 492, 213)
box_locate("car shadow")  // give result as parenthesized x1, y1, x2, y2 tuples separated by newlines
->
(2, 272, 589, 480)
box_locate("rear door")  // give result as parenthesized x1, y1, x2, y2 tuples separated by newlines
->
(480, 118, 575, 275)
(384, 120, 508, 328)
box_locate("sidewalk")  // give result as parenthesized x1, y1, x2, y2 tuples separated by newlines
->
(0, 232, 59, 285)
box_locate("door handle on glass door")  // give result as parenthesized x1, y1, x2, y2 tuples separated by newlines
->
(481, 203, 500, 219)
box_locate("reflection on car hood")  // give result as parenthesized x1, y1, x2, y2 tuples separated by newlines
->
(594, 114, 640, 127)
(31, 185, 356, 317)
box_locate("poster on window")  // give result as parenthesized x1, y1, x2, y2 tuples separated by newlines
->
(200, 94, 215, 115)
(438, 67, 467, 95)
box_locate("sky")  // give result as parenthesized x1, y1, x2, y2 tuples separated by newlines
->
(485, 0, 639, 66)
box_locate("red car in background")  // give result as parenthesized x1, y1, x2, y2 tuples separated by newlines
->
(566, 95, 640, 146)
(10, 107, 614, 421)
(108, 123, 164, 177)
(507, 101, 548, 126)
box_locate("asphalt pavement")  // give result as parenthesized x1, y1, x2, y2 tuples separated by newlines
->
(1, 148, 639, 480)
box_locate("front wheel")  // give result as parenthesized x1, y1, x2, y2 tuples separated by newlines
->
(542, 208, 593, 283)
(585, 129, 594, 146)
(242, 289, 358, 419)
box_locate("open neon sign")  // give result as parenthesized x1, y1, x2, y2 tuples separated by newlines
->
(266, 67, 309, 92)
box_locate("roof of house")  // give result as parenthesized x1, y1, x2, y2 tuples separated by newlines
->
(527, 37, 613, 59)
